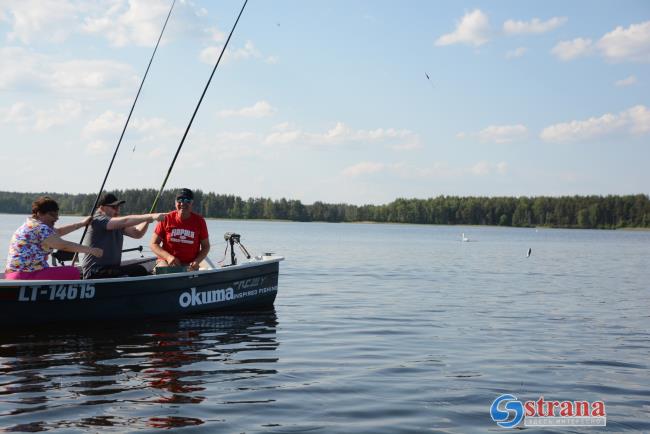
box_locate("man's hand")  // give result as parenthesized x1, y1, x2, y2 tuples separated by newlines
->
(166, 255, 182, 267)
(189, 261, 200, 271)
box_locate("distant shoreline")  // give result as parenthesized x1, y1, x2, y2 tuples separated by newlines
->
(1, 190, 648, 230)
(1, 212, 648, 232)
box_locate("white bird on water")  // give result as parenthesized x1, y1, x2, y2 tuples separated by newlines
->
(462, 233, 469, 242)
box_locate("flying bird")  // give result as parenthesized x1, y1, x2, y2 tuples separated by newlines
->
(425, 72, 435, 90)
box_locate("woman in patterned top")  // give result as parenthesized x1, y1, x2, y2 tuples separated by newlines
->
(4, 196, 103, 280)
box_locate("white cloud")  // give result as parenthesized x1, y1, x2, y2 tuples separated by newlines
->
(597, 21, 650, 63)
(342, 162, 386, 177)
(479, 124, 527, 143)
(0, 47, 138, 99)
(615, 75, 637, 87)
(34, 101, 83, 130)
(262, 122, 419, 149)
(551, 38, 593, 61)
(342, 160, 507, 179)
(85, 139, 110, 154)
(147, 146, 168, 158)
(470, 161, 491, 176)
(272, 122, 292, 131)
(0, 102, 31, 125)
(505, 47, 527, 59)
(131, 116, 169, 133)
(551, 21, 650, 63)
(1, 100, 82, 131)
(435, 9, 490, 47)
(129, 116, 181, 146)
(82, 111, 181, 152)
(469, 161, 508, 176)
(205, 26, 225, 42)
(0, 0, 212, 47)
(389, 142, 423, 151)
(352, 161, 434, 179)
(458, 124, 528, 144)
(540, 105, 650, 142)
(503, 17, 567, 35)
(82, 110, 126, 138)
(264, 129, 304, 146)
(217, 101, 276, 118)
(82, 0, 173, 47)
(627, 105, 650, 134)
(0, 0, 79, 44)
(199, 40, 265, 64)
(214, 131, 259, 143)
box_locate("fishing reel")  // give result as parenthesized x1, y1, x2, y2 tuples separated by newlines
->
(223, 232, 251, 266)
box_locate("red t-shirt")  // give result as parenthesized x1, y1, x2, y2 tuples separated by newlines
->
(154, 211, 209, 264)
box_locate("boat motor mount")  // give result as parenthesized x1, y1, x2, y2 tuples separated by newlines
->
(223, 232, 251, 266)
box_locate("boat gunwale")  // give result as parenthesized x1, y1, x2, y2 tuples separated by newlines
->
(0, 256, 284, 287)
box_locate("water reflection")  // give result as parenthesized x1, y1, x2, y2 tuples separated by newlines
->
(0, 312, 278, 431)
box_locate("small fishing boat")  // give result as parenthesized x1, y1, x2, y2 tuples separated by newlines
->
(0, 1, 273, 328)
(0, 252, 283, 327)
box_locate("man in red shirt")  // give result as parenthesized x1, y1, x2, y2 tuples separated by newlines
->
(150, 188, 210, 271)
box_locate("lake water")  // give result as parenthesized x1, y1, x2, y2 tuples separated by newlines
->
(0, 214, 648, 433)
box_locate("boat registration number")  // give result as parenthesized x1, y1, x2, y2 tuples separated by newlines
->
(17, 284, 96, 302)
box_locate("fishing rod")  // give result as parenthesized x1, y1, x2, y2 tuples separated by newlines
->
(149, 0, 249, 213)
(72, 0, 176, 265)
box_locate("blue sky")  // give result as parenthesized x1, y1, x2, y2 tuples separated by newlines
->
(1, 0, 648, 205)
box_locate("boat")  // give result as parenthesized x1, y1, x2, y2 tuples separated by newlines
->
(0, 251, 283, 327)
(0, 2, 280, 327)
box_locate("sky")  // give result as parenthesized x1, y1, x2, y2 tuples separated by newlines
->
(0, 0, 649, 205)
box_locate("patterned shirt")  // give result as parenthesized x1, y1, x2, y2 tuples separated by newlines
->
(5, 217, 55, 272)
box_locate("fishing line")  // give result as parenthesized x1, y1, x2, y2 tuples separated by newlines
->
(149, 0, 249, 213)
(73, 0, 177, 264)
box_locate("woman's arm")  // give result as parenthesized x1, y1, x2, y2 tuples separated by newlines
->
(42, 234, 103, 257)
(55, 216, 92, 236)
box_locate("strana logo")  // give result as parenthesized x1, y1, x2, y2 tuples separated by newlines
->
(490, 394, 606, 428)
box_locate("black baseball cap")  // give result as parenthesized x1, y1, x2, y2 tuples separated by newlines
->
(99, 193, 126, 207)
(176, 188, 194, 201)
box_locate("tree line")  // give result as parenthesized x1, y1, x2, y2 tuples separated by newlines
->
(0, 190, 648, 229)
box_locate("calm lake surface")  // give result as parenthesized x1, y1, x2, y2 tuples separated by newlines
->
(0, 214, 648, 433)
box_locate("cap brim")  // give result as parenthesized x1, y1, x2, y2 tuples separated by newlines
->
(105, 200, 126, 206)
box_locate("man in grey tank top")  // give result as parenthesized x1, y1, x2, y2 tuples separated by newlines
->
(82, 193, 166, 279)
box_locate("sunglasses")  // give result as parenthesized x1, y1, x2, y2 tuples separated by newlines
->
(176, 198, 192, 204)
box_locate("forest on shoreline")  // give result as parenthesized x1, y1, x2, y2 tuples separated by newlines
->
(0, 190, 648, 229)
